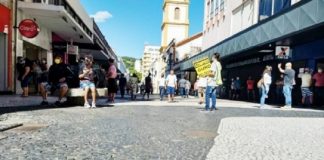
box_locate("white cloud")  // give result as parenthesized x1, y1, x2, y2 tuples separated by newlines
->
(91, 11, 113, 23)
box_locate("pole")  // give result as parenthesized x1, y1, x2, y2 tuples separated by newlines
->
(13, 0, 18, 93)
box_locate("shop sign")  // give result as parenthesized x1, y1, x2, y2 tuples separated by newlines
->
(275, 46, 290, 59)
(193, 57, 211, 77)
(18, 19, 40, 38)
(225, 54, 274, 69)
(67, 45, 79, 55)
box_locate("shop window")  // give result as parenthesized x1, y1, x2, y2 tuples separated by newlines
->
(174, 7, 180, 20)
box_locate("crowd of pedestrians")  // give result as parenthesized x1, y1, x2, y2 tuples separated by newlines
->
(15, 53, 324, 110)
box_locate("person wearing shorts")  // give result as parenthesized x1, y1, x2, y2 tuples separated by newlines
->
(79, 55, 96, 108)
(40, 55, 69, 106)
(299, 68, 313, 106)
(166, 70, 177, 102)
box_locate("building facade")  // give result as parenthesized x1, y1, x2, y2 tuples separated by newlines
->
(141, 45, 160, 77)
(0, 0, 119, 93)
(134, 59, 141, 72)
(158, 0, 190, 78)
(179, 0, 324, 104)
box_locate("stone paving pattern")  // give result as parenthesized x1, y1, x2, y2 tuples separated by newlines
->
(0, 98, 324, 159)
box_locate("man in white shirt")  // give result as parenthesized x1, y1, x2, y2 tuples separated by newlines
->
(158, 74, 166, 101)
(166, 70, 177, 102)
(205, 53, 221, 111)
(298, 68, 313, 106)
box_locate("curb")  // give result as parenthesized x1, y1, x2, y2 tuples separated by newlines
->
(0, 123, 23, 132)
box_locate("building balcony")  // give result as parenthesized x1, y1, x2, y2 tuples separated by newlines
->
(18, 0, 93, 43)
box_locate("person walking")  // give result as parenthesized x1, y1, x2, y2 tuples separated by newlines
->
(205, 53, 222, 111)
(166, 70, 177, 102)
(158, 74, 166, 101)
(313, 67, 324, 107)
(128, 73, 138, 100)
(119, 74, 127, 99)
(298, 68, 313, 106)
(194, 79, 199, 97)
(106, 58, 118, 103)
(39, 55, 70, 106)
(17, 57, 33, 97)
(197, 76, 207, 105)
(185, 80, 191, 98)
(79, 55, 97, 108)
(246, 76, 255, 102)
(178, 77, 187, 98)
(278, 62, 296, 109)
(143, 73, 152, 100)
(260, 66, 272, 108)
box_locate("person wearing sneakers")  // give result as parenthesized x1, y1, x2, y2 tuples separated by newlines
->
(278, 62, 296, 109)
(260, 66, 272, 108)
(39, 55, 70, 106)
(166, 69, 177, 102)
(204, 53, 222, 111)
(79, 55, 97, 109)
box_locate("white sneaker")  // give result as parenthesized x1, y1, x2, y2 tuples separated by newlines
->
(281, 105, 292, 109)
(84, 103, 91, 108)
(91, 103, 97, 108)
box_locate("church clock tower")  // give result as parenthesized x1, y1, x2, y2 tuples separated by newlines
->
(161, 0, 190, 49)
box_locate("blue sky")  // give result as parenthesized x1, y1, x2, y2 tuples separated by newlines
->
(80, 0, 204, 59)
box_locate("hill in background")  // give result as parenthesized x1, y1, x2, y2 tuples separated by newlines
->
(122, 56, 142, 80)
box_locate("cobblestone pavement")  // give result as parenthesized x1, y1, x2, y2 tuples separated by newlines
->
(0, 98, 324, 160)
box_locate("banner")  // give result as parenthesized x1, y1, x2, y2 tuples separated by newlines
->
(193, 57, 211, 77)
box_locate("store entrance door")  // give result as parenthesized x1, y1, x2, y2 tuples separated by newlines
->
(0, 33, 7, 91)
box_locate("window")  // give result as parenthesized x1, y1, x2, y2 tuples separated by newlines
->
(259, 0, 272, 20)
(174, 7, 180, 20)
(220, 0, 224, 11)
(215, 0, 219, 14)
(274, 0, 291, 14)
(207, 1, 210, 18)
(210, 0, 214, 16)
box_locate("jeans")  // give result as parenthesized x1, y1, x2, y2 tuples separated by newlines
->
(159, 86, 165, 100)
(179, 87, 185, 97)
(260, 85, 269, 106)
(205, 86, 217, 110)
(283, 85, 293, 106)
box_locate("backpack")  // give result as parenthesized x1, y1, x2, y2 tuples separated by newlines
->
(257, 78, 264, 88)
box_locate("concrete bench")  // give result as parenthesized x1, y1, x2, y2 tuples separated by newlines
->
(66, 88, 108, 106)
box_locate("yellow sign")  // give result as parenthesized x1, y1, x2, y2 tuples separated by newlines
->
(193, 57, 211, 77)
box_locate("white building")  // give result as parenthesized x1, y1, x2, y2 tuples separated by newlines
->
(141, 45, 160, 76)
(159, 0, 190, 77)
(134, 59, 141, 72)
(175, 32, 202, 62)
(202, 0, 302, 50)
